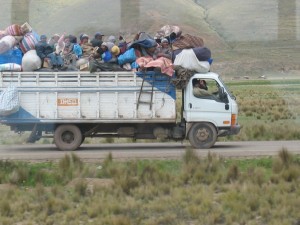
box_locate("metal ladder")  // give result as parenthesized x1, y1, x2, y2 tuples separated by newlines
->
(137, 72, 156, 110)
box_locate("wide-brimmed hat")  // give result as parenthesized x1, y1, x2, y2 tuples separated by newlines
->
(111, 45, 120, 55)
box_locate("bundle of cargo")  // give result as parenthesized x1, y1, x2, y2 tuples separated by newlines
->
(0, 22, 41, 72)
(154, 25, 213, 88)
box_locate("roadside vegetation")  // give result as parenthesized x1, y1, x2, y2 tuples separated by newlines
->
(0, 149, 299, 225)
(226, 79, 300, 141)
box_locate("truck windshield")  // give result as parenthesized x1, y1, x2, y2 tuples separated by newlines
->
(218, 76, 236, 100)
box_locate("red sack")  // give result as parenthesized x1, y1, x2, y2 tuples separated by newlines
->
(5, 24, 23, 36)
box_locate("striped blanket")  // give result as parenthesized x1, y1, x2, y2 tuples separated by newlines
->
(19, 32, 38, 53)
(172, 34, 204, 50)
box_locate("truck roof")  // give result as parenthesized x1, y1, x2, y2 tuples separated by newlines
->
(191, 72, 220, 80)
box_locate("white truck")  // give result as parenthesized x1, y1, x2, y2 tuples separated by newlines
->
(0, 70, 240, 150)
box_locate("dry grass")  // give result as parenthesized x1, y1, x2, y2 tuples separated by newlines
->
(222, 79, 300, 141)
(0, 151, 299, 224)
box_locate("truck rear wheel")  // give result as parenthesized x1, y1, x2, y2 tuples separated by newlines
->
(188, 123, 217, 149)
(54, 125, 82, 151)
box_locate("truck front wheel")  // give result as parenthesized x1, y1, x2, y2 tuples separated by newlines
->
(54, 125, 83, 151)
(188, 123, 217, 149)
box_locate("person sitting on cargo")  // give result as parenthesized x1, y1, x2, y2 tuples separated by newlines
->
(110, 45, 120, 63)
(61, 35, 77, 67)
(69, 35, 82, 59)
(35, 35, 54, 68)
(47, 47, 66, 71)
(118, 35, 127, 54)
(79, 34, 95, 59)
(100, 42, 112, 62)
(48, 34, 60, 48)
(91, 32, 104, 48)
(90, 33, 105, 60)
(106, 35, 117, 51)
(154, 38, 172, 60)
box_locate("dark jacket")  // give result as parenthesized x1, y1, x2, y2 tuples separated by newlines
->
(91, 38, 103, 48)
(35, 41, 54, 59)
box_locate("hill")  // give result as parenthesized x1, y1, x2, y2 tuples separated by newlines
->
(0, 0, 299, 77)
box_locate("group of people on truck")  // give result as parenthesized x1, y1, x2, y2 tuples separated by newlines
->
(33, 31, 174, 73)
(0, 23, 213, 84)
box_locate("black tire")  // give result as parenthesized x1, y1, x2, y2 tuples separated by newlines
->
(188, 123, 217, 149)
(54, 125, 82, 151)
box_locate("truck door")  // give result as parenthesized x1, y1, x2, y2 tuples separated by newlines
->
(185, 78, 231, 125)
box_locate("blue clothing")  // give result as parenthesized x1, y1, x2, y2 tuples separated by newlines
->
(48, 53, 64, 66)
(73, 44, 83, 58)
(102, 50, 112, 62)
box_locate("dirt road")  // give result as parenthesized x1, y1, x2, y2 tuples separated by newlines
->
(0, 141, 299, 162)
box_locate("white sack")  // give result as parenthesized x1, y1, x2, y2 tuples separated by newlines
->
(22, 50, 42, 71)
(76, 58, 89, 68)
(0, 63, 22, 72)
(0, 36, 16, 54)
(174, 49, 210, 73)
(0, 85, 19, 116)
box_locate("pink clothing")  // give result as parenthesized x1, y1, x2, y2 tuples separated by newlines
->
(136, 56, 174, 77)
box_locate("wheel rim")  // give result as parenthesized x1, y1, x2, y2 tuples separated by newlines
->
(61, 131, 75, 144)
(196, 128, 210, 142)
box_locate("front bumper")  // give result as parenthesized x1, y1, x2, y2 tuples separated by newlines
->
(218, 124, 241, 137)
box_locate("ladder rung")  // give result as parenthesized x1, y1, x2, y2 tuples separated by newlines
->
(137, 72, 156, 110)
(138, 101, 152, 104)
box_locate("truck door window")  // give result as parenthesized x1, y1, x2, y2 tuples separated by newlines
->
(192, 78, 221, 101)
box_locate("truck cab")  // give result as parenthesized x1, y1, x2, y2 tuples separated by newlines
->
(183, 72, 240, 148)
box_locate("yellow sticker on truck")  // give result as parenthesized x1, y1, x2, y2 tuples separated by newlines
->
(57, 98, 79, 106)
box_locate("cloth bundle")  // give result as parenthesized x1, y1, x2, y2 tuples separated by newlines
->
(174, 49, 210, 73)
(22, 50, 42, 71)
(0, 36, 16, 54)
(0, 85, 20, 116)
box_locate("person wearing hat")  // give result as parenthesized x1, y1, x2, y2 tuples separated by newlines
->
(35, 34, 54, 68)
(48, 34, 60, 48)
(79, 34, 94, 59)
(154, 38, 172, 60)
(106, 35, 116, 51)
(80, 34, 89, 45)
(111, 45, 120, 56)
(91, 32, 104, 47)
(109, 45, 120, 63)
(100, 42, 112, 62)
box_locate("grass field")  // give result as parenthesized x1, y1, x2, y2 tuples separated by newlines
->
(225, 79, 300, 141)
(0, 150, 299, 225)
